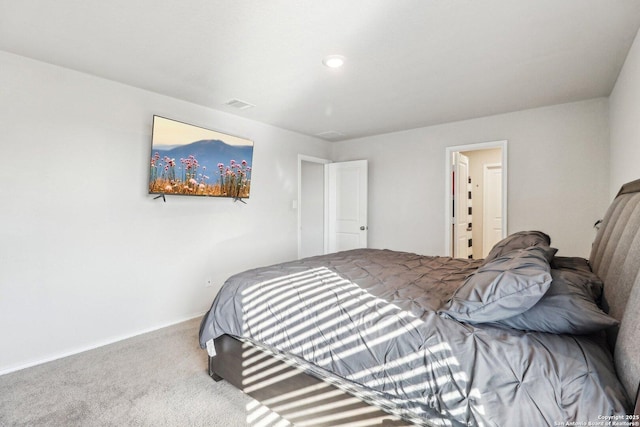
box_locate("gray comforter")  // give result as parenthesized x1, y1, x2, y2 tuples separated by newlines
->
(199, 249, 630, 426)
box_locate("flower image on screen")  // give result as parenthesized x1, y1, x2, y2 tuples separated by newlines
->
(148, 116, 254, 198)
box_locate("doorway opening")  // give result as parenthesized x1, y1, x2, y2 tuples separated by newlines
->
(445, 141, 508, 259)
(298, 155, 330, 259)
(298, 156, 369, 259)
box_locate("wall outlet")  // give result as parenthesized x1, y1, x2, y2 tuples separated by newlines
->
(205, 278, 213, 288)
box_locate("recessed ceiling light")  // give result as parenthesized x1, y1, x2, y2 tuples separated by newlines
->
(322, 55, 345, 68)
(315, 130, 346, 141)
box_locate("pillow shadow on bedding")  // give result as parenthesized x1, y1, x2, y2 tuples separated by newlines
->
(439, 245, 555, 323)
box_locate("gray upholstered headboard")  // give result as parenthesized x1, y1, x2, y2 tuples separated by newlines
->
(589, 178, 640, 409)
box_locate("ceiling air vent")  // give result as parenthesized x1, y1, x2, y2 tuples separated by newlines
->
(225, 99, 255, 110)
(315, 131, 346, 141)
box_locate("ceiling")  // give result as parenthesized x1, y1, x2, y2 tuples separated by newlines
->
(1, 1, 640, 142)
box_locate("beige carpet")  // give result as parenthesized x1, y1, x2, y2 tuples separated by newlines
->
(0, 318, 289, 426)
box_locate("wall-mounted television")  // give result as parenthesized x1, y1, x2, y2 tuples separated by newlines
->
(149, 116, 253, 199)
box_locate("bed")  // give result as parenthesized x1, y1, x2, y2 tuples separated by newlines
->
(199, 179, 640, 426)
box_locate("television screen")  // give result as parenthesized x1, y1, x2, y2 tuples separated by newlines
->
(149, 116, 253, 198)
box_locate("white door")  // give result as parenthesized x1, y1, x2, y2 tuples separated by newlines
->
(326, 160, 368, 252)
(453, 153, 472, 258)
(483, 163, 503, 257)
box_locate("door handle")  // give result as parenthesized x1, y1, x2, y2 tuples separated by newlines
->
(360, 226, 368, 230)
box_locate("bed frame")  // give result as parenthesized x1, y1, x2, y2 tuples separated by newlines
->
(208, 179, 640, 424)
(208, 334, 409, 426)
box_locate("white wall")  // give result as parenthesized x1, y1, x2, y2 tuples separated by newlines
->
(332, 98, 610, 258)
(4, 31, 633, 374)
(0, 51, 331, 374)
(610, 28, 640, 197)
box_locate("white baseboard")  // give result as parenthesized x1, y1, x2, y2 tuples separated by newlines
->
(0, 311, 206, 376)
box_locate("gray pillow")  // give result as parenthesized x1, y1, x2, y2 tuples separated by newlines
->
(495, 268, 619, 334)
(551, 256, 603, 300)
(550, 256, 592, 274)
(439, 246, 554, 323)
(483, 230, 551, 264)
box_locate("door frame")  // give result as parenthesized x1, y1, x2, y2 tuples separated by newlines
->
(444, 140, 508, 257)
(297, 155, 331, 259)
